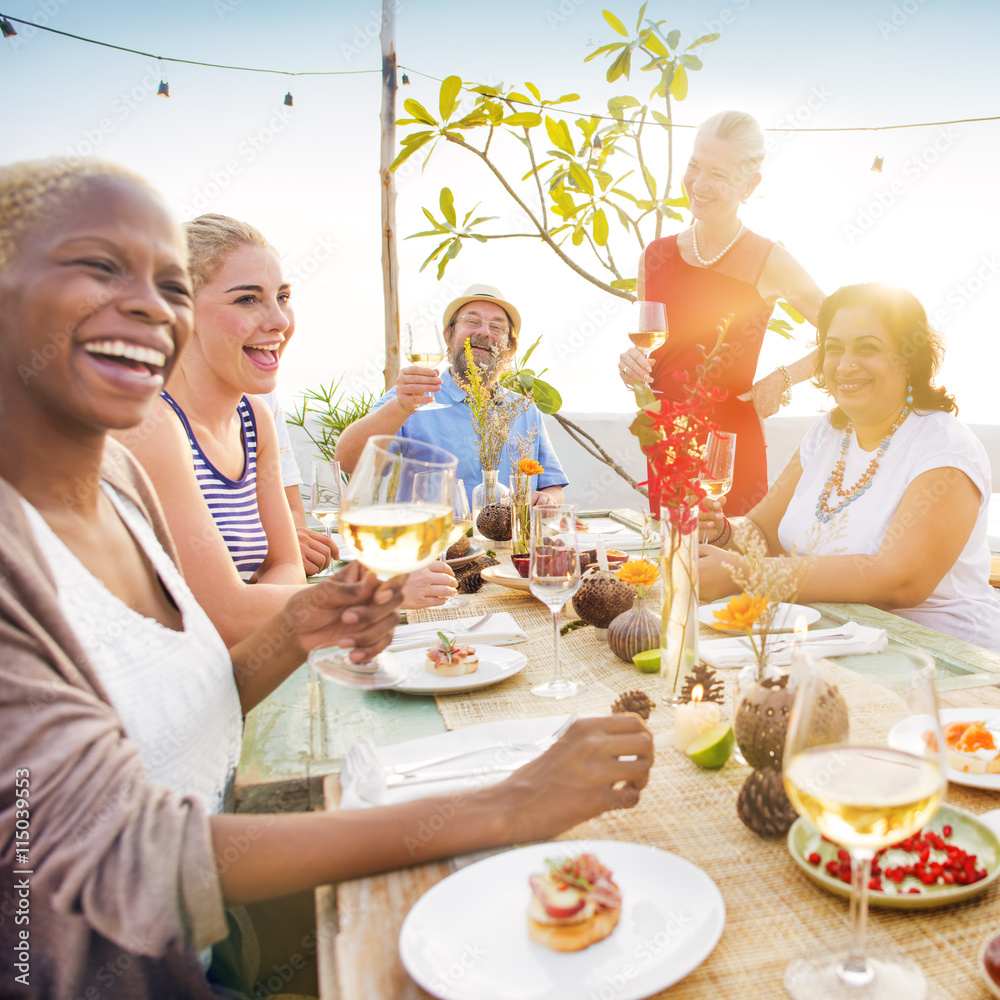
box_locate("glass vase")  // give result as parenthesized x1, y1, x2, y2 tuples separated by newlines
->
(659, 504, 699, 705)
(509, 472, 531, 555)
(471, 469, 511, 545)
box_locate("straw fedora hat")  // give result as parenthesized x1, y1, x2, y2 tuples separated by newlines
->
(442, 284, 521, 341)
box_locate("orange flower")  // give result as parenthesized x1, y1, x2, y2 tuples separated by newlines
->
(713, 592, 770, 631)
(518, 458, 544, 476)
(616, 559, 659, 590)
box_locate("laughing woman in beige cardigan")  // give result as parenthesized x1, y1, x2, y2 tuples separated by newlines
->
(0, 158, 653, 999)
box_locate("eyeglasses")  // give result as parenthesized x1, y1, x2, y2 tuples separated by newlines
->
(455, 315, 510, 338)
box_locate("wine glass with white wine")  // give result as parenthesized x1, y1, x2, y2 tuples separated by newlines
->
(782, 648, 947, 1000)
(698, 431, 736, 542)
(437, 479, 473, 610)
(309, 460, 343, 541)
(307, 436, 457, 689)
(627, 300, 668, 370)
(406, 321, 450, 411)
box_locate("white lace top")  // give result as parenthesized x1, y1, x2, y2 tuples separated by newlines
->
(22, 484, 243, 815)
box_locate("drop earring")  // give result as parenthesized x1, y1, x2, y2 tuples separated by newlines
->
(906, 381, 913, 406)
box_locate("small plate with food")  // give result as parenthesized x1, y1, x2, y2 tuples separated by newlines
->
(390, 638, 527, 696)
(399, 839, 725, 1000)
(444, 543, 485, 570)
(698, 600, 821, 633)
(481, 564, 533, 592)
(888, 709, 1000, 790)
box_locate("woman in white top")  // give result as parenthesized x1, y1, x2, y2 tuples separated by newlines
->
(700, 282, 1000, 650)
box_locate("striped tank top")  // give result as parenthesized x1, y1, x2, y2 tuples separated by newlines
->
(161, 391, 269, 581)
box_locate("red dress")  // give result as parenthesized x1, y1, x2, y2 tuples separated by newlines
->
(643, 231, 776, 515)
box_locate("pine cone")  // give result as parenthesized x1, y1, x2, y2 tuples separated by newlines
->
(611, 689, 655, 720)
(680, 663, 725, 705)
(455, 555, 499, 594)
(736, 766, 799, 839)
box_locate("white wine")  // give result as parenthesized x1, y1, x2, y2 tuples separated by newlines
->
(448, 518, 473, 546)
(406, 352, 446, 367)
(311, 508, 340, 526)
(341, 503, 452, 576)
(628, 330, 667, 354)
(700, 478, 732, 498)
(784, 746, 945, 851)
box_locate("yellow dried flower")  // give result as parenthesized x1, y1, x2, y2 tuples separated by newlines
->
(713, 592, 771, 631)
(518, 458, 544, 476)
(616, 559, 659, 591)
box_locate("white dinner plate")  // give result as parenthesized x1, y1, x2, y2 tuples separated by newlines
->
(390, 645, 528, 696)
(445, 544, 485, 569)
(698, 601, 821, 633)
(399, 839, 725, 1000)
(888, 709, 1000, 791)
(481, 564, 533, 592)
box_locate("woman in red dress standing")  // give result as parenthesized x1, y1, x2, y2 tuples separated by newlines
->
(619, 110, 825, 515)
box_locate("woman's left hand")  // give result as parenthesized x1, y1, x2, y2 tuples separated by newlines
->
(280, 561, 406, 662)
(402, 561, 458, 608)
(697, 544, 744, 603)
(738, 369, 784, 420)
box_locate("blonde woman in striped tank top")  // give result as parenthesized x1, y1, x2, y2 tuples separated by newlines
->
(116, 215, 457, 646)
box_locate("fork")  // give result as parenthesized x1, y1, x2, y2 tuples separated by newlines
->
(382, 712, 578, 776)
(394, 612, 495, 642)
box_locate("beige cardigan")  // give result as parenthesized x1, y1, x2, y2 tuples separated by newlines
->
(0, 439, 231, 998)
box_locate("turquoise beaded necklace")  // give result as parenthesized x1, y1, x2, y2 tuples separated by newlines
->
(815, 390, 913, 523)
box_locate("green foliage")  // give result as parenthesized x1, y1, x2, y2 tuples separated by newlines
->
(287, 378, 377, 464)
(499, 336, 563, 415)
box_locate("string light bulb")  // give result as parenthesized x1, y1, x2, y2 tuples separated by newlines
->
(283, 91, 293, 106)
(592, 136, 603, 151)
(1, 17, 17, 38)
(870, 154, 884, 173)
(401, 73, 410, 85)
(156, 80, 169, 97)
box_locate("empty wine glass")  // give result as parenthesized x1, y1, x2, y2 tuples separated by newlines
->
(307, 436, 457, 689)
(529, 506, 582, 699)
(309, 460, 342, 540)
(782, 648, 947, 999)
(438, 479, 473, 610)
(699, 431, 736, 542)
(405, 321, 450, 411)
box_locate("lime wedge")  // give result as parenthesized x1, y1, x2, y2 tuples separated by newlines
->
(633, 649, 661, 673)
(686, 724, 734, 769)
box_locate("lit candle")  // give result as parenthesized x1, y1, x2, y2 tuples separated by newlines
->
(789, 614, 810, 669)
(673, 684, 722, 751)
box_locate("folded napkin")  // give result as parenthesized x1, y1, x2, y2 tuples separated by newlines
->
(339, 715, 572, 808)
(700, 622, 888, 669)
(387, 612, 528, 652)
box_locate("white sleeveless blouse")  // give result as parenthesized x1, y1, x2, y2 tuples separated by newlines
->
(22, 484, 243, 815)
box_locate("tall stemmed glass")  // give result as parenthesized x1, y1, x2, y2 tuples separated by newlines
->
(782, 648, 947, 999)
(699, 431, 736, 542)
(437, 479, 472, 610)
(307, 436, 457, 689)
(529, 506, 582, 699)
(309, 460, 343, 541)
(627, 300, 668, 360)
(406, 322, 450, 411)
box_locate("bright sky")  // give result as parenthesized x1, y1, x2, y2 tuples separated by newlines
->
(3, 0, 998, 423)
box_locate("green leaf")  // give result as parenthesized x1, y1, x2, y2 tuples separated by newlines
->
(592, 207, 609, 245)
(519, 335, 542, 368)
(572, 224, 585, 246)
(641, 164, 658, 199)
(544, 115, 575, 155)
(666, 28, 681, 49)
(419, 238, 450, 272)
(568, 161, 594, 194)
(686, 32, 720, 49)
(779, 300, 806, 323)
(635, 2, 648, 31)
(505, 112, 542, 127)
(584, 41, 626, 62)
(507, 91, 532, 104)
(439, 75, 462, 120)
(611, 278, 638, 291)
(389, 135, 433, 171)
(439, 188, 456, 227)
(530, 377, 562, 414)
(403, 99, 437, 125)
(521, 159, 553, 181)
(525, 81, 541, 102)
(608, 95, 641, 110)
(680, 53, 703, 70)
(469, 84, 499, 96)
(603, 10, 629, 36)
(607, 47, 632, 82)
(611, 186, 641, 206)
(644, 34, 668, 57)
(421, 206, 446, 230)
(554, 93, 580, 104)
(670, 63, 688, 100)
(613, 204, 633, 230)
(633, 383, 659, 410)
(767, 317, 795, 340)
(593, 169, 613, 191)
(651, 110, 671, 127)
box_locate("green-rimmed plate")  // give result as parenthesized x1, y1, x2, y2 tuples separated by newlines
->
(788, 804, 1000, 909)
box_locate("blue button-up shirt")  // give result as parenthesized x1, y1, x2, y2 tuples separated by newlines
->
(371, 369, 568, 505)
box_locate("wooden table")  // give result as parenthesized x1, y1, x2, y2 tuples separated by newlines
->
(301, 538, 1000, 1000)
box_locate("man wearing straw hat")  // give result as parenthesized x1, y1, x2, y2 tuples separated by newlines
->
(337, 284, 567, 507)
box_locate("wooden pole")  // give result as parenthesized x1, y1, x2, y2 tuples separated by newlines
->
(379, 1, 400, 390)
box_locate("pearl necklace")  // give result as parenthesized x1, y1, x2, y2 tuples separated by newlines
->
(814, 406, 910, 523)
(691, 221, 744, 267)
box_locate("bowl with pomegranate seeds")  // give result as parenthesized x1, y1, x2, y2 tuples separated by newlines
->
(788, 804, 1000, 909)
